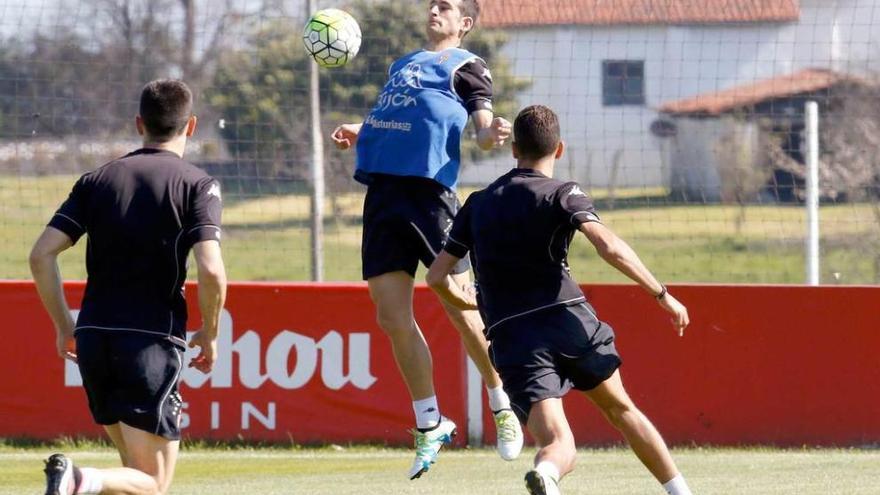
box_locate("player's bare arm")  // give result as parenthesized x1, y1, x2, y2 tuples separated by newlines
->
(189, 239, 227, 373)
(426, 250, 479, 310)
(579, 221, 689, 336)
(29, 226, 77, 361)
(331, 122, 363, 150)
(472, 109, 511, 150)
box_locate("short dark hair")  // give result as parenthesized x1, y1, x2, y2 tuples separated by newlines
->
(139, 79, 193, 142)
(513, 105, 561, 160)
(460, 0, 480, 37)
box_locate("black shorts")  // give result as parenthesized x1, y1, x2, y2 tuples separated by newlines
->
(361, 174, 470, 279)
(488, 303, 622, 423)
(76, 330, 184, 440)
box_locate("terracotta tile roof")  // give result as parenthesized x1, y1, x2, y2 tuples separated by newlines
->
(658, 69, 848, 116)
(480, 0, 800, 28)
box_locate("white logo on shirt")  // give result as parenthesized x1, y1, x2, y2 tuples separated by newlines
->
(568, 185, 586, 198)
(208, 183, 222, 201)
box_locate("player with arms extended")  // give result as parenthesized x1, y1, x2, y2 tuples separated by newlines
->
(427, 105, 694, 495)
(30, 80, 227, 495)
(331, 0, 523, 479)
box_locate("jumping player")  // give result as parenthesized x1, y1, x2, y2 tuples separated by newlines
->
(427, 105, 694, 495)
(31, 79, 226, 495)
(330, 0, 523, 478)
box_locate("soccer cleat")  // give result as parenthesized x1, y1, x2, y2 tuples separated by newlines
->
(494, 408, 524, 461)
(43, 453, 77, 495)
(408, 417, 457, 480)
(525, 469, 561, 495)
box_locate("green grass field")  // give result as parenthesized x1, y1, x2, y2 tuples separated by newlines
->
(2, 445, 879, 494)
(2, 174, 879, 283)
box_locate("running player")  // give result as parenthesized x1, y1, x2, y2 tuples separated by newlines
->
(427, 105, 694, 495)
(30, 79, 227, 495)
(330, 0, 523, 478)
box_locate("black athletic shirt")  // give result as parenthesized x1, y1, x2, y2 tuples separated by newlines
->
(454, 57, 494, 114)
(48, 148, 222, 348)
(444, 168, 601, 335)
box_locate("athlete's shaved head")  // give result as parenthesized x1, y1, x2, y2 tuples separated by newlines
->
(513, 105, 560, 160)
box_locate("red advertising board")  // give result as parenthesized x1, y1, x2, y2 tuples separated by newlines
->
(2, 281, 879, 446)
(480, 285, 880, 447)
(0, 281, 465, 444)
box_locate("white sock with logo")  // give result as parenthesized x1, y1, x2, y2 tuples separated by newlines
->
(77, 467, 104, 494)
(413, 396, 441, 430)
(535, 460, 560, 483)
(487, 385, 511, 412)
(662, 473, 693, 495)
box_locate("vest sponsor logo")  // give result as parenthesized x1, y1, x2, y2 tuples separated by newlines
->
(389, 62, 423, 90)
(365, 116, 412, 132)
(374, 62, 422, 112)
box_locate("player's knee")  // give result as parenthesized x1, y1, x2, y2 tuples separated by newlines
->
(375, 311, 412, 337)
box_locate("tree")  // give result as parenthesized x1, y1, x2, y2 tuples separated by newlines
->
(819, 81, 880, 281)
(714, 117, 775, 234)
(208, 0, 530, 203)
(0, 31, 114, 138)
(208, 19, 313, 191)
(760, 80, 880, 280)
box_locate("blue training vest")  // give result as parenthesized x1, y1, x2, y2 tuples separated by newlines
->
(355, 48, 481, 190)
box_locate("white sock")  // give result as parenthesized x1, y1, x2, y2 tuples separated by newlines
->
(534, 460, 560, 483)
(487, 385, 511, 412)
(662, 473, 692, 495)
(77, 467, 104, 494)
(412, 396, 440, 430)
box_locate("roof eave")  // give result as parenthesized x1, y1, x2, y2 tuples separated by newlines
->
(482, 17, 800, 30)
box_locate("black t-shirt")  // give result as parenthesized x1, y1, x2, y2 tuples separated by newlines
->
(48, 148, 222, 348)
(444, 168, 601, 335)
(453, 57, 494, 114)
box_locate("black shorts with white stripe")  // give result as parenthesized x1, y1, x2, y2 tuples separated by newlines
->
(76, 330, 184, 440)
(361, 173, 470, 280)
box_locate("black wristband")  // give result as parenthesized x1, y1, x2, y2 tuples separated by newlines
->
(654, 285, 667, 300)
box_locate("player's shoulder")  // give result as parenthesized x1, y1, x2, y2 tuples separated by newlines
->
(449, 49, 487, 71)
(448, 47, 483, 61)
(553, 180, 591, 202)
(556, 180, 588, 196)
(123, 149, 213, 183)
(462, 186, 487, 205)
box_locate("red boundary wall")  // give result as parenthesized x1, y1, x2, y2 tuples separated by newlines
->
(1, 281, 878, 446)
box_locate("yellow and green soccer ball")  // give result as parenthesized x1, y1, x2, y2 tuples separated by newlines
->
(302, 8, 362, 68)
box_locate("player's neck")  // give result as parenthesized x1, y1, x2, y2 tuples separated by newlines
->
(517, 159, 555, 178)
(426, 36, 462, 52)
(142, 138, 186, 158)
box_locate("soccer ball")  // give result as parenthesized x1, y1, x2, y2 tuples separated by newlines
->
(302, 8, 362, 68)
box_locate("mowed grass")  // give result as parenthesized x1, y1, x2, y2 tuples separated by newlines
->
(1, 445, 879, 494)
(2, 174, 879, 283)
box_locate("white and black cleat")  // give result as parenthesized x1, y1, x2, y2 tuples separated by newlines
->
(43, 453, 78, 495)
(525, 469, 561, 495)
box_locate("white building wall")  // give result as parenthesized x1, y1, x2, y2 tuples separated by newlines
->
(461, 0, 880, 188)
